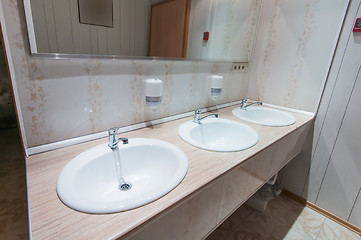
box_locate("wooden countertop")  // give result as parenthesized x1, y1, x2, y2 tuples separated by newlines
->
(26, 105, 313, 239)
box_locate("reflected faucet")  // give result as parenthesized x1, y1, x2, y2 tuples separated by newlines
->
(193, 108, 218, 124)
(241, 98, 263, 110)
(108, 128, 128, 149)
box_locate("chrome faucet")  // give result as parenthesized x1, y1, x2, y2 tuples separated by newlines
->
(241, 98, 263, 110)
(108, 128, 128, 149)
(193, 108, 218, 124)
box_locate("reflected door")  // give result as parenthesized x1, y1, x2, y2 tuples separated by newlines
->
(149, 0, 191, 58)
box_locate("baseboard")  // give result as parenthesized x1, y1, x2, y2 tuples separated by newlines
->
(283, 190, 361, 236)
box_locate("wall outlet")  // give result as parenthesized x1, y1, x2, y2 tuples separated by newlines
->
(232, 62, 249, 72)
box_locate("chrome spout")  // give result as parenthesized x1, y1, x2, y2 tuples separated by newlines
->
(193, 108, 218, 124)
(241, 98, 263, 110)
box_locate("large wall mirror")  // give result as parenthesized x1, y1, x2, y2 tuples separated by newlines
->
(24, 0, 261, 61)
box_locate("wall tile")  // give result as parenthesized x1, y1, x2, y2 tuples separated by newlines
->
(248, 0, 349, 113)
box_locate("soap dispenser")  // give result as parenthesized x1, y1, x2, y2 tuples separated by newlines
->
(144, 79, 163, 112)
(208, 75, 223, 101)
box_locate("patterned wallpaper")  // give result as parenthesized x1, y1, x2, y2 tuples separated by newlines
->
(0, 0, 349, 149)
(0, 0, 249, 148)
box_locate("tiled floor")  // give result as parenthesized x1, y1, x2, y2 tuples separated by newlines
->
(0, 127, 29, 240)
(206, 193, 361, 240)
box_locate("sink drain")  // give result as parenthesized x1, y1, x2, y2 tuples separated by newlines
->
(118, 182, 132, 191)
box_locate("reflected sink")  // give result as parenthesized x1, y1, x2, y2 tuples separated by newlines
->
(56, 138, 188, 214)
(232, 106, 296, 126)
(178, 118, 258, 152)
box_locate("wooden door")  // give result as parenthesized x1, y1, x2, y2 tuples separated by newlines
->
(149, 0, 191, 58)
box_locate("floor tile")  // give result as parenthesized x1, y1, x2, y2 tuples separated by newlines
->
(224, 210, 291, 240)
(283, 229, 311, 240)
(265, 194, 325, 239)
(316, 218, 361, 240)
(206, 205, 253, 240)
(286, 207, 325, 240)
(207, 192, 361, 240)
(265, 193, 305, 225)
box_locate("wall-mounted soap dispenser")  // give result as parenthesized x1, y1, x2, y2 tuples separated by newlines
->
(144, 79, 163, 112)
(208, 75, 223, 101)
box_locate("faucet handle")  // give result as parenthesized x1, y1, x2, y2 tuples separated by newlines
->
(195, 108, 207, 114)
(108, 127, 118, 135)
(241, 98, 248, 109)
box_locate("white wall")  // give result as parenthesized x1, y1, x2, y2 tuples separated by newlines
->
(187, 0, 261, 61)
(244, 0, 361, 229)
(248, 0, 349, 113)
(281, 0, 361, 227)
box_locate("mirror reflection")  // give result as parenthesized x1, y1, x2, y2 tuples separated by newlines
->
(25, 0, 261, 61)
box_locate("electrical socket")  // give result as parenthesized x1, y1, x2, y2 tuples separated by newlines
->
(231, 62, 249, 72)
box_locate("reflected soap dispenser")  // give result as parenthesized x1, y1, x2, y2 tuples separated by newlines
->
(144, 79, 163, 112)
(208, 75, 223, 101)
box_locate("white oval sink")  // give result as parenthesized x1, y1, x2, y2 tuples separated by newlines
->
(178, 118, 258, 152)
(57, 138, 188, 214)
(232, 106, 296, 126)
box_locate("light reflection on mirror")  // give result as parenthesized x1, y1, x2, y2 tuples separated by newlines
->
(24, 0, 261, 61)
